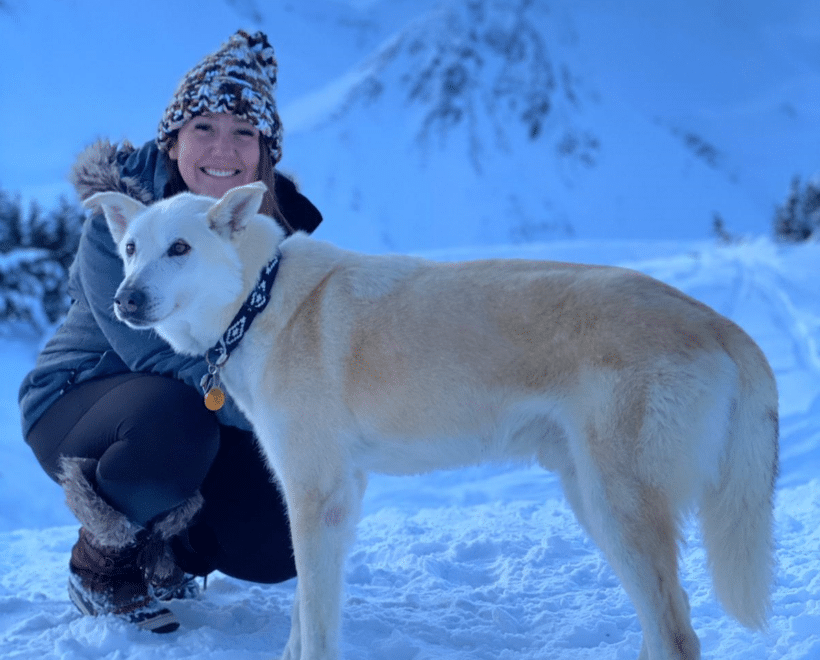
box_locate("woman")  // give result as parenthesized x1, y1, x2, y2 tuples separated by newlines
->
(18, 30, 322, 633)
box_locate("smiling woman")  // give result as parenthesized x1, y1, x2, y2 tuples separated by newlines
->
(169, 114, 261, 200)
(155, 30, 298, 227)
(18, 29, 322, 636)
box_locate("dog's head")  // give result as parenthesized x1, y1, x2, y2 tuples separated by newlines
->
(86, 181, 271, 354)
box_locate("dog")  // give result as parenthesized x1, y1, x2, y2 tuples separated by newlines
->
(86, 182, 778, 660)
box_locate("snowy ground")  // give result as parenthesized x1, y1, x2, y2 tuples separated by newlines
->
(1, 237, 818, 659)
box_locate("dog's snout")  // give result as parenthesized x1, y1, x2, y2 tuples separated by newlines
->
(114, 288, 146, 316)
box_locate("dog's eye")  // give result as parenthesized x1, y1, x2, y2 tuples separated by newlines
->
(125, 241, 136, 257)
(168, 240, 191, 257)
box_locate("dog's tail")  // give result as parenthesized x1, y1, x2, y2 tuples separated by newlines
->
(699, 345, 778, 630)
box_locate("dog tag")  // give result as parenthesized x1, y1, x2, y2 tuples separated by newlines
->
(204, 387, 226, 411)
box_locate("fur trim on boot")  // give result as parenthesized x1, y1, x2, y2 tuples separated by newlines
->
(150, 494, 206, 602)
(60, 457, 143, 549)
(58, 456, 203, 633)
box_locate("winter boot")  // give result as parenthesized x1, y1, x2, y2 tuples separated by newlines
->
(59, 457, 203, 633)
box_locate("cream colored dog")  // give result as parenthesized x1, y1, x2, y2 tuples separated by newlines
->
(87, 182, 778, 660)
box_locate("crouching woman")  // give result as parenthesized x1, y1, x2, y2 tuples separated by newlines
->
(18, 30, 320, 633)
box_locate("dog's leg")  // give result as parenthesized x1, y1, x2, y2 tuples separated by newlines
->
(281, 589, 301, 660)
(561, 430, 701, 660)
(560, 459, 689, 659)
(275, 432, 365, 660)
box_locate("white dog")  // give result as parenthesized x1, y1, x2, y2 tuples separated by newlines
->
(87, 182, 778, 660)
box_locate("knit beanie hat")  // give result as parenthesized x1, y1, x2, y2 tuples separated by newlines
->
(157, 30, 283, 164)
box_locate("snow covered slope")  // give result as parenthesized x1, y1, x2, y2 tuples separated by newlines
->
(1, 0, 818, 253)
(1, 237, 818, 659)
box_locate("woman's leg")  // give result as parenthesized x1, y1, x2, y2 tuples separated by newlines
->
(29, 373, 295, 586)
(29, 373, 220, 526)
(26, 373, 218, 632)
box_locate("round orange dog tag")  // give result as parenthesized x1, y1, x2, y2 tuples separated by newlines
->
(204, 387, 226, 411)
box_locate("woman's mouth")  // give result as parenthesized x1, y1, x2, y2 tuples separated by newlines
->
(201, 167, 241, 178)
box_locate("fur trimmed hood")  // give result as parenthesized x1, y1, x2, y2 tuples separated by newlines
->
(69, 139, 159, 205)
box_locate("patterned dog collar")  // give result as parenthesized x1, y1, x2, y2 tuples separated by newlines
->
(200, 252, 281, 410)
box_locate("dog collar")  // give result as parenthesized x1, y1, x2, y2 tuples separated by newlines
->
(200, 251, 281, 410)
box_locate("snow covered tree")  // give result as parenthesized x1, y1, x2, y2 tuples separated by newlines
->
(774, 175, 820, 242)
(0, 186, 84, 333)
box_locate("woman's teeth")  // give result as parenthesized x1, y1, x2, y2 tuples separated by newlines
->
(202, 168, 239, 177)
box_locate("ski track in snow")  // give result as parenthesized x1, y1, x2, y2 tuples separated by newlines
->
(1, 239, 819, 659)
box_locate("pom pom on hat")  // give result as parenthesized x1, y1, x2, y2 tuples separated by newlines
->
(157, 30, 283, 164)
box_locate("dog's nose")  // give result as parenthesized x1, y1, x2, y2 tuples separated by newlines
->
(114, 288, 146, 316)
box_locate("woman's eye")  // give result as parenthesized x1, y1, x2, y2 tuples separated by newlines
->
(168, 240, 191, 257)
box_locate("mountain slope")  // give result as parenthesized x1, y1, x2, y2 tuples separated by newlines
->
(280, 0, 819, 252)
(1, 0, 817, 254)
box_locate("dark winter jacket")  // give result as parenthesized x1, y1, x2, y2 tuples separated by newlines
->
(19, 139, 322, 438)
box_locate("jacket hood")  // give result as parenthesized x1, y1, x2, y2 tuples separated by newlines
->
(69, 139, 164, 205)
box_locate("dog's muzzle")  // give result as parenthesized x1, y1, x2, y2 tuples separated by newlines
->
(114, 287, 149, 324)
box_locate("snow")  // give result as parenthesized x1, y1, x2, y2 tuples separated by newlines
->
(1, 0, 819, 657)
(2, 237, 820, 659)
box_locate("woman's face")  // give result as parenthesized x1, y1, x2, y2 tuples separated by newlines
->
(169, 113, 261, 199)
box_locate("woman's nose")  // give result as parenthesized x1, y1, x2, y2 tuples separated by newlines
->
(211, 131, 235, 156)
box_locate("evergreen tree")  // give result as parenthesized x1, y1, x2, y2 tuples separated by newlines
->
(0, 185, 84, 333)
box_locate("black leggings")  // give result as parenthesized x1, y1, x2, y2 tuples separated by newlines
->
(27, 372, 296, 584)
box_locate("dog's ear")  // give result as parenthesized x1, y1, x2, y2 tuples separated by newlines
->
(83, 192, 147, 246)
(207, 182, 268, 240)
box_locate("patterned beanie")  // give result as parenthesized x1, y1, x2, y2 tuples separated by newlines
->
(157, 30, 283, 164)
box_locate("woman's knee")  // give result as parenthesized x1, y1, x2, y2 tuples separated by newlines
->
(92, 376, 221, 524)
(117, 376, 220, 454)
